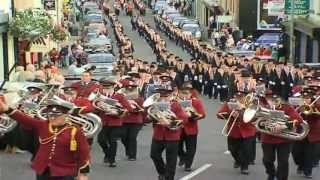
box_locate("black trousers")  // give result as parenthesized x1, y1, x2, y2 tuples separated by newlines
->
(292, 138, 317, 175)
(121, 123, 142, 159)
(97, 126, 123, 163)
(227, 136, 254, 170)
(36, 169, 75, 180)
(178, 134, 197, 168)
(150, 139, 179, 180)
(262, 143, 291, 180)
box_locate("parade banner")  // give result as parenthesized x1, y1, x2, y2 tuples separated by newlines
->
(285, 0, 310, 15)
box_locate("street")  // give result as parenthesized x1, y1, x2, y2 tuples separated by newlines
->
(0, 9, 319, 180)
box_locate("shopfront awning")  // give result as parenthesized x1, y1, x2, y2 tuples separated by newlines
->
(0, 11, 9, 33)
(281, 18, 320, 39)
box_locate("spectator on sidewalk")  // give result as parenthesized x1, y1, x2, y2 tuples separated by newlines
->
(49, 48, 60, 66)
(59, 45, 69, 67)
(10, 66, 24, 82)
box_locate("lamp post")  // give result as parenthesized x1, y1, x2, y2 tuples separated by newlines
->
(289, 0, 295, 63)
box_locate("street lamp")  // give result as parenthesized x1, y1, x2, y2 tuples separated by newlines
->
(289, 0, 295, 63)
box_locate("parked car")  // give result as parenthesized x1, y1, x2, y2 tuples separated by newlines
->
(166, 13, 182, 23)
(178, 19, 200, 29)
(171, 16, 188, 27)
(84, 36, 113, 54)
(161, 8, 179, 20)
(181, 23, 202, 40)
(254, 33, 282, 48)
(153, 1, 167, 14)
(84, 14, 104, 25)
(87, 53, 115, 75)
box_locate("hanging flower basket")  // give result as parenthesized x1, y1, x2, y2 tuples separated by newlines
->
(9, 8, 54, 42)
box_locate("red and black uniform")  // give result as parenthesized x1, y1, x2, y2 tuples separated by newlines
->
(217, 102, 256, 173)
(292, 102, 320, 177)
(260, 104, 303, 180)
(150, 100, 189, 180)
(7, 110, 90, 179)
(120, 97, 145, 160)
(96, 92, 133, 165)
(70, 81, 99, 98)
(178, 98, 206, 170)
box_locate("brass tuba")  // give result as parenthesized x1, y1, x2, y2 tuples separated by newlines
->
(90, 90, 126, 117)
(37, 96, 102, 138)
(245, 104, 310, 141)
(143, 93, 183, 130)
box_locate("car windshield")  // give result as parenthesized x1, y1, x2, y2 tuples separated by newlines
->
(88, 54, 114, 63)
(88, 37, 111, 45)
(182, 24, 200, 31)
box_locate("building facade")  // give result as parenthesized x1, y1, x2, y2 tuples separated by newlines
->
(0, 0, 16, 81)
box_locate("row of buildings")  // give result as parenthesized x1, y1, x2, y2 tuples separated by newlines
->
(190, 0, 320, 63)
(0, 0, 67, 81)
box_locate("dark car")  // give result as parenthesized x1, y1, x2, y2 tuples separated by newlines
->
(84, 36, 113, 54)
(87, 53, 115, 75)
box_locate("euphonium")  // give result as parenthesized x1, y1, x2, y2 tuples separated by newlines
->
(245, 104, 310, 141)
(144, 93, 182, 130)
(36, 96, 102, 138)
(90, 90, 126, 117)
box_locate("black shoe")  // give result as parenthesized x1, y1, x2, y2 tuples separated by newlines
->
(184, 167, 192, 172)
(240, 168, 249, 175)
(158, 175, 165, 180)
(128, 157, 136, 161)
(178, 159, 185, 167)
(233, 162, 240, 168)
(103, 156, 109, 163)
(297, 167, 303, 175)
(304, 173, 312, 179)
(109, 162, 117, 167)
(267, 176, 275, 180)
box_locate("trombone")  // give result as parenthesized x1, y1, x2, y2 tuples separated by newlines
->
(297, 95, 320, 116)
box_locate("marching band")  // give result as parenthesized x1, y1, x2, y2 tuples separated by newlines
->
(0, 1, 320, 180)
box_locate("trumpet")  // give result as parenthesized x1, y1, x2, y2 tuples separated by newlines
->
(297, 96, 320, 116)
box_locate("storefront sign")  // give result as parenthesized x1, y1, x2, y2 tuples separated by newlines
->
(268, 0, 285, 16)
(285, 0, 310, 15)
(257, 0, 284, 30)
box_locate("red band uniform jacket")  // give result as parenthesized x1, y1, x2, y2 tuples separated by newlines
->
(302, 102, 320, 143)
(152, 101, 189, 141)
(71, 81, 99, 98)
(122, 97, 145, 124)
(260, 104, 303, 144)
(8, 110, 90, 177)
(217, 102, 256, 139)
(183, 98, 206, 135)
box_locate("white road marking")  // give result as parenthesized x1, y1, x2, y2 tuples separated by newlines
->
(179, 163, 213, 180)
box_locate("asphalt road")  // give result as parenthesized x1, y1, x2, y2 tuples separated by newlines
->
(0, 8, 319, 180)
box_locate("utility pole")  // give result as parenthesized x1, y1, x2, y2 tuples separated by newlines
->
(289, 0, 295, 63)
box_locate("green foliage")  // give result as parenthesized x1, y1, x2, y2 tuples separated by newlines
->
(51, 26, 69, 42)
(9, 8, 53, 41)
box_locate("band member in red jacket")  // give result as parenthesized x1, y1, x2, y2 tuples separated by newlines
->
(119, 79, 145, 161)
(96, 78, 133, 167)
(71, 71, 99, 98)
(217, 91, 256, 175)
(292, 88, 320, 178)
(0, 98, 90, 180)
(149, 86, 189, 180)
(260, 93, 302, 180)
(177, 82, 206, 171)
